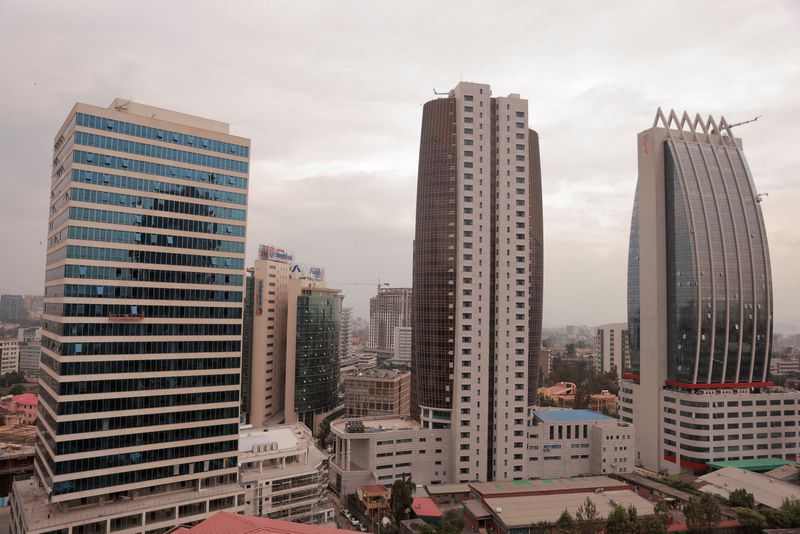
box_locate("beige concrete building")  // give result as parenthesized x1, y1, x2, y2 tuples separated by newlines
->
(392, 326, 412, 364)
(0, 337, 19, 374)
(329, 416, 451, 498)
(412, 82, 544, 482)
(11, 99, 250, 534)
(368, 287, 411, 354)
(245, 250, 343, 432)
(343, 369, 410, 418)
(239, 423, 334, 524)
(525, 408, 634, 479)
(593, 323, 629, 379)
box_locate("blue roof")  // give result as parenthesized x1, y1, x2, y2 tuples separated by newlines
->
(534, 409, 614, 423)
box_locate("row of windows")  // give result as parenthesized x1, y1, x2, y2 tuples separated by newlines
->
(70, 186, 247, 221)
(42, 353, 239, 377)
(50, 389, 239, 416)
(53, 422, 238, 456)
(74, 150, 247, 189)
(73, 169, 247, 205)
(48, 302, 242, 320)
(66, 225, 244, 253)
(75, 131, 249, 173)
(48, 371, 239, 396)
(46, 321, 241, 338)
(51, 245, 244, 271)
(67, 206, 245, 237)
(50, 283, 242, 303)
(56, 264, 243, 286)
(76, 112, 249, 157)
(57, 407, 239, 436)
(52, 455, 236, 495)
(55, 439, 237, 475)
(42, 336, 241, 358)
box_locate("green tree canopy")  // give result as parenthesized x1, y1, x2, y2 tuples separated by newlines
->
(729, 488, 755, 509)
(736, 507, 768, 534)
(685, 493, 721, 534)
(389, 475, 415, 522)
(555, 509, 577, 534)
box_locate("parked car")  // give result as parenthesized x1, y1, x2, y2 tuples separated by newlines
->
(349, 517, 359, 527)
(359, 524, 368, 532)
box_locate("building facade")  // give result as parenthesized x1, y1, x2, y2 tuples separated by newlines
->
(339, 307, 353, 364)
(593, 323, 629, 379)
(368, 288, 412, 354)
(12, 99, 250, 533)
(344, 370, 411, 418)
(411, 82, 544, 482)
(0, 295, 24, 321)
(244, 250, 343, 431)
(328, 416, 451, 498)
(18, 343, 41, 377)
(239, 423, 334, 524)
(622, 109, 778, 474)
(1, 337, 20, 375)
(392, 326, 412, 364)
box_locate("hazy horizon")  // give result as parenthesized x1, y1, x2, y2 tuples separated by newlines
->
(1, 1, 798, 328)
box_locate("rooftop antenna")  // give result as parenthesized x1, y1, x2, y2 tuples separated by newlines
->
(756, 192, 769, 203)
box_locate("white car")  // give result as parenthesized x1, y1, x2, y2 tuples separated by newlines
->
(349, 517, 359, 527)
(359, 524, 368, 532)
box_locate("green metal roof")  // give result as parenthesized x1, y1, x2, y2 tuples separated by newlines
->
(707, 458, 791, 472)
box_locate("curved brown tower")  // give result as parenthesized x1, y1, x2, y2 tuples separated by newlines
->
(411, 97, 457, 418)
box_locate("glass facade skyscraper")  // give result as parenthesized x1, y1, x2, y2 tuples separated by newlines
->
(37, 100, 249, 507)
(621, 110, 784, 475)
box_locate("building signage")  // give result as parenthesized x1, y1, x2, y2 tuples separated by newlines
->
(256, 280, 264, 315)
(258, 244, 294, 262)
(290, 263, 325, 281)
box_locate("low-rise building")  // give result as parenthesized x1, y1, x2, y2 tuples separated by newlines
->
(344, 369, 411, 418)
(329, 416, 451, 498)
(537, 381, 576, 407)
(698, 466, 800, 509)
(0, 337, 19, 374)
(239, 423, 334, 524)
(771, 358, 800, 376)
(589, 390, 618, 415)
(16, 327, 42, 344)
(526, 408, 634, 478)
(464, 477, 654, 533)
(3, 394, 38, 425)
(172, 511, 348, 533)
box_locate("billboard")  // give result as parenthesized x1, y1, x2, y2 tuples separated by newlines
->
(290, 263, 325, 281)
(258, 244, 294, 262)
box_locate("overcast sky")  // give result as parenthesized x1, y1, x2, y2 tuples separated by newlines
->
(1, 1, 798, 329)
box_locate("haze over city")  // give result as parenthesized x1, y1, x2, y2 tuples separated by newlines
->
(1, 1, 798, 328)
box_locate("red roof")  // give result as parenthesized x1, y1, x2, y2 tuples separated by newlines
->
(411, 497, 442, 518)
(362, 484, 389, 496)
(11, 393, 37, 406)
(171, 512, 349, 533)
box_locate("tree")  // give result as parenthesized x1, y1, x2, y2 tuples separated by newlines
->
(316, 419, 332, 449)
(729, 488, 755, 509)
(639, 514, 668, 534)
(575, 497, 602, 534)
(736, 507, 768, 534)
(388, 475, 415, 521)
(780, 496, 800, 527)
(685, 493, 721, 534)
(604, 506, 634, 534)
(555, 509, 577, 534)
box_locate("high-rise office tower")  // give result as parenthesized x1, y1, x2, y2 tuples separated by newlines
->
(244, 247, 343, 431)
(620, 109, 796, 474)
(16, 99, 249, 531)
(593, 323, 629, 379)
(368, 287, 412, 353)
(411, 82, 543, 482)
(339, 307, 353, 362)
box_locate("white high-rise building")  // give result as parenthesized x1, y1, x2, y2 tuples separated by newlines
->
(412, 82, 544, 482)
(593, 323, 629, 379)
(368, 287, 411, 353)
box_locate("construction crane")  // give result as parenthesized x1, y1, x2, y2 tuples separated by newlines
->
(711, 115, 761, 134)
(331, 280, 391, 292)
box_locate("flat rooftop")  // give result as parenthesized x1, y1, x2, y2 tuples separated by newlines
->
(425, 483, 470, 495)
(484, 490, 653, 527)
(699, 467, 800, 509)
(239, 426, 302, 453)
(331, 416, 419, 434)
(0, 424, 37, 446)
(470, 476, 626, 498)
(707, 458, 791, 473)
(533, 408, 615, 423)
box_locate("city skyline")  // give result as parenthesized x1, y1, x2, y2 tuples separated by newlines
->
(1, 2, 799, 329)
